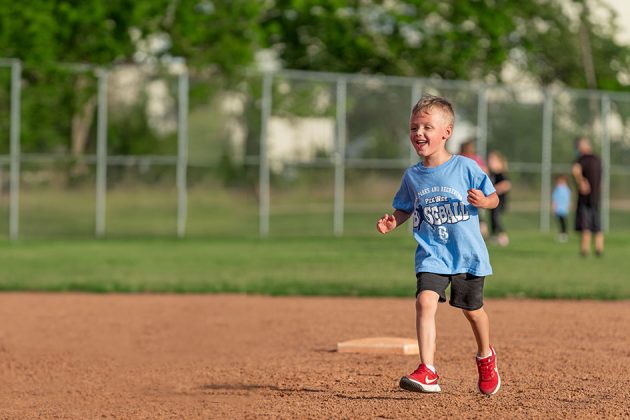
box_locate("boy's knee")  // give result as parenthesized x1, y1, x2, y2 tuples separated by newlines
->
(416, 291, 439, 312)
(462, 307, 484, 321)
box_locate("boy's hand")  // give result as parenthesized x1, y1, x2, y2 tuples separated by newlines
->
(468, 189, 498, 209)
(376, 213, 397, 234)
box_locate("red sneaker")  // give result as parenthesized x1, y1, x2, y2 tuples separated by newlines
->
(476, 346, 501, 395)
(399, 363, 441, 393)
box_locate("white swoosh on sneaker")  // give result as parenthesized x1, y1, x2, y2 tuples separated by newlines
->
(425, 376, 438, 384)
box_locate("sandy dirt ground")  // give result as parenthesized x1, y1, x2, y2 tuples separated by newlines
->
(0, 294, 629, 419)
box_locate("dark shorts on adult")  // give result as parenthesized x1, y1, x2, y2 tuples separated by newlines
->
(575, 204, 601, 232)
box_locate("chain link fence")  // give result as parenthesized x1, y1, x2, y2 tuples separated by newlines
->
(1, 62, 630, 239)
(252, 70, 630, 237)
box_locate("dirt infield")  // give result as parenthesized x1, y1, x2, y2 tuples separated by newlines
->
(0, 294, 628, 418)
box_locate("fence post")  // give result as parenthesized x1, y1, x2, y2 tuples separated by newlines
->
(9, 59, 21, 241)
(408, 81, 422, 233)
(540, 88, 553, 232)
(333, 77, 347, 236)
(409, 82, 422, 163)
(476, 85, 488, 160)
(176, 69, 189, 238)
(259, 73, 272, 237)
(95, 69, 109, 237)
(600, 94, 610, 232)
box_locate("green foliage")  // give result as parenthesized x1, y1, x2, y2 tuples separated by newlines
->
(0, 0, 629, 158)
(19, 70, 96, 153)
(487, 95, 543, 163)
(2, 0, 628, 87)
(108, 92, 177, 156)
(260, 0, 630, 90)
(0, 0, 137, 66)
(515, 0, 629, 90)
(0, 69, 11, 154)
(216, 146, 253, 186)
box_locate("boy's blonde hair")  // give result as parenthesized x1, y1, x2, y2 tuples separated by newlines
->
(411, 95, 455, 127)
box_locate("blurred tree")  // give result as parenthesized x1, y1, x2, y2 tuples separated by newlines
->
(0, 1, 137, 66)
(0, 0, 142, 159)
(261, 1, 509, 79)
(257, 0, 629, 167)
(131, 0, 263, 75)
(509, 0, 629, 91)
(0, 0, 628, 159)
(0, 0, 264, 71)
(0, 0, 264, 158)
(260, 0, 629, 90)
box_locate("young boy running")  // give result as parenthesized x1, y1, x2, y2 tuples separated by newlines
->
(376, 95, 501, 395)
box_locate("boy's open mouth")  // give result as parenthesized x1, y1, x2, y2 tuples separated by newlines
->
(415, 140, 428, 146)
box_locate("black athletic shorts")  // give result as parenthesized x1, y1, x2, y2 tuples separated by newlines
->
(416, 272, 485, 311)
(575, 204, 601, 232)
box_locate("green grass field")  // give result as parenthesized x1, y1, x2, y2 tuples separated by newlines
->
(1, 182, 629, 300)
(0, 230, 629, 300)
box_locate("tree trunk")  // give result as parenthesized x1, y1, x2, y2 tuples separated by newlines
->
(71, 75, 97, 175)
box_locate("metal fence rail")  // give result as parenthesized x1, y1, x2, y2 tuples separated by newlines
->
(0, 58, 188, 240)
(2, 62, 630, 238)
(257, 70, 629, 236)
(0, 58, 21, 240)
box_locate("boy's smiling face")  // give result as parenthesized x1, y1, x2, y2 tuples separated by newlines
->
(409, 108, 453, 160)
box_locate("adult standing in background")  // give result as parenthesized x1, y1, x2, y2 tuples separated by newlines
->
(572, 137, 603, 257)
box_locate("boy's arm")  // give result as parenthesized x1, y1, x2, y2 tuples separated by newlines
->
(467, 190, 499, 209)
(376, 209, 411, 234)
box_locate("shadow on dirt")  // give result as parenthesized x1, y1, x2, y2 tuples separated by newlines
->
(201, 383, 417, 400)
(201, 383, 326, 393)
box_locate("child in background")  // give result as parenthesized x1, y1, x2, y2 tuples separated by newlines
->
(459, 140, 488, 173)
(377, 95, 501, 395)
(460, 139, 489, 238)
(487, 151, 511, 247)
(552, 174, 571, 242)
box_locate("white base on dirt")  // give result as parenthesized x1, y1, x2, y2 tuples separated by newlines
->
(337, 337, 419, 355)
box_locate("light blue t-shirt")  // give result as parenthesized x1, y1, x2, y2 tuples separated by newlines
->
(393, 155, 496, 276)
(551, 184, 571, 216)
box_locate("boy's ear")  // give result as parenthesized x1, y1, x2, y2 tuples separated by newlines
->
(443, 125, 453, 139)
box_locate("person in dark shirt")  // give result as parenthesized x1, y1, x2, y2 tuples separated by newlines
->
(460, 139, 489, 239)
(487, 151, 511, 246)
(572, 137, 603, 257)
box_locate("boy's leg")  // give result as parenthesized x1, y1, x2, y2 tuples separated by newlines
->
(452, 275, 500, 395)
(416, 290, 440, 366)
(463, 307, 500, 395)
(400, 276, 445, 393)
(462, 308, 490, 357)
